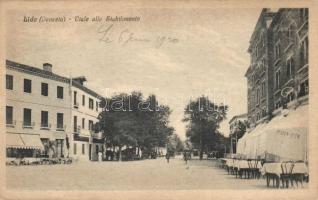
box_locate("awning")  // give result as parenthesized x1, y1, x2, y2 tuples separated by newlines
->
(7, 133, 44, 150)
(7, 134, 25, 148)
(237, 105, 308, 161)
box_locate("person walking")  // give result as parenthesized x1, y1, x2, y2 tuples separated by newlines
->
(183, 151, 189, 164)
(165, 153, 170, 163)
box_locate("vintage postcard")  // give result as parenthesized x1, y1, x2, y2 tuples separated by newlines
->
(0, 0, 317, 200)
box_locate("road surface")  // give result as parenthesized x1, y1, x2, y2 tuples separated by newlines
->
(6, 157, 305, 190)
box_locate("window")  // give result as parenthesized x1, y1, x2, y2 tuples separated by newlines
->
(300, 8, 309, 22)
(57, 113, 64, 129)
(41, 83, 48, 96)
(6, 106, 13, 125)
(73, 143, 77, 155)
(256, 88, 260, 105)
(23, 108, 32, 126)
(89, 98, 94, 110)
(57, 86, 64, 99)
(41, 111, 49, 128)
(287, 25, 293, 43)
(82, 118, 85, 129)
(274, 42, 281, 60)
(259, 33, 263, 47)
(74, 91, 77, 105)
(262, 58, 266, 71)
(6, 75, 13, 90)
(275, 70, 281, 89)
(96, 145, 99, 154)
(299, 79, 309, 97)
(73, 116, 77, 132)
(24, 79, 32, 93)
(261, 82, 266, 97)
(300, 36, 308, 66)
(89, 120, 93, 131)
(96, 101, 98, 111)
(82, 144, 85, 155)
(82, 95, 85, 106)
(286, 57, 294, 79)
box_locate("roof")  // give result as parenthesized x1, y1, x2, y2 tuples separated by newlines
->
(6, 60, 102, 99)
(229, 113, 247, 124)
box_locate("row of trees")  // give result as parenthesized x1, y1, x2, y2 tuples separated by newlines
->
(97, 91, 174, 160)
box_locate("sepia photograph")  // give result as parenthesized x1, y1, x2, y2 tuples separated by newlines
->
(0, 1, 317, 200)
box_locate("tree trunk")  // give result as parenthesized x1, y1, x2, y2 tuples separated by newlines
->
(199, 135, 203, 160)
(118, 146, 122, 162)
(137, 146, 140, 157)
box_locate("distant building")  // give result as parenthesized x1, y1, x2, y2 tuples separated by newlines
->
(5, 60, 104, 161)
(228, 113, 247, 154)
(245, 8, 308, 126)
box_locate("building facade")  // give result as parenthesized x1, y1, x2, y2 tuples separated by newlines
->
(269, 8, 309, 113)
(70, 78, 104, 161)
(5, 60, 104, 161)
(6, 61, 71, 159)
(245, 8, 309, 126)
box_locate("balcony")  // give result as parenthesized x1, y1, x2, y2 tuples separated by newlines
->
(73, 126, 81, 134)
(40, 123, 51, 130)
(6, 120, 16, 128)
(74, 102, 79, 109)
(22, 122, 35, 129)
(56, 124, 66, 131)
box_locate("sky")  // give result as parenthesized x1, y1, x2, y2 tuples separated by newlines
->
(6, 7, 262, 139)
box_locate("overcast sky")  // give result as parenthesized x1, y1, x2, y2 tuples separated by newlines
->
(7, 7, 262, 139)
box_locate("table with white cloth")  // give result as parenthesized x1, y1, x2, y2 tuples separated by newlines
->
(261, 162, 308, 188)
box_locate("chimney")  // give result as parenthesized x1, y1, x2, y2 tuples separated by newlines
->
(73, 76, 87, 85)
(43, 63, 52, 72)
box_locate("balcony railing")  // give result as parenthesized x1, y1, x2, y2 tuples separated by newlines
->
(23, 122, 35, 129)
(40, 123, 51, 130)
(74, 126, 81, 134)
(6, 120, 16, 128)
(74, 102, 79, 109)
(56, 124, 66, 131)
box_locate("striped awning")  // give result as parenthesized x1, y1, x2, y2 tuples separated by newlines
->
(6, 133, 44, 150)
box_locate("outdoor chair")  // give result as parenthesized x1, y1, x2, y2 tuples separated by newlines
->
(280, 162, 294, 188)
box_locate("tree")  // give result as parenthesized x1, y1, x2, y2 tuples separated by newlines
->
(98, 92, 174, 161)
(167, 134, 184, 155)
(183, 96, 228, 160)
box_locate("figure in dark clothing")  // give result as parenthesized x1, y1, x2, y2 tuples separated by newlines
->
(165, 153, 170, 163)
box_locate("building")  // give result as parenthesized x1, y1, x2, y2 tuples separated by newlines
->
(237, 8, 309, 162)
(269, 8, 309, 114)
(228, 113, 247, 154)
(6, 61, 71, 159)
(5, 60, 104, 161)
(245, 8, 308, 126)
(245, 9, 276, 126)
(70, 77, 104, 161)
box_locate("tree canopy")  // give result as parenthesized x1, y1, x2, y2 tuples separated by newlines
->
(97, 92, 174, 160)
(183, 96, 228, 159)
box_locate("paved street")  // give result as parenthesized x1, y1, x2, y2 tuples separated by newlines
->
(6, 158, 300, 190)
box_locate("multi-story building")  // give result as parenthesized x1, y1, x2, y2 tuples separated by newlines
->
(5, 60, 104, 161)
(245, 9, 276, 126)
(245, 8, 309, 126)
(70, 77, 104, 161)
(269, 8, 309, 113)
(6, 60, 71, 159)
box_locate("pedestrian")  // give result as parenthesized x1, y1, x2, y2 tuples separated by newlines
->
(165, 153, 170, 163)
(184, 152, 189, 164)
